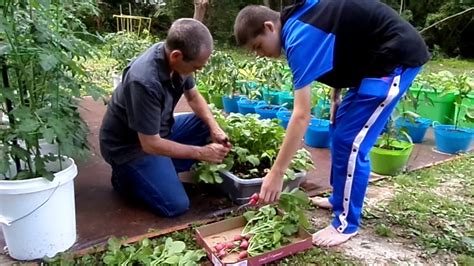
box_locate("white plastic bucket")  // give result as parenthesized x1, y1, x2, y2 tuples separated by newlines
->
(0, 157, 78, 260)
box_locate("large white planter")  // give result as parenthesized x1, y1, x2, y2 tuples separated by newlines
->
(0, 157, 78, 260)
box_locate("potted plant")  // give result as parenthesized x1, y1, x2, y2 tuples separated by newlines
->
(192, 110, 314, 204)
(370, 118, 414, 176)
(0, 1, 105, 260)
(395, 86, 432, 143)
(408, 71, 457, 124)
(236, 60, 267, 114)
(433, 73, 474, 154)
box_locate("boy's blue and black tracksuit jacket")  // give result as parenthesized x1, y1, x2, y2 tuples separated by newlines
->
(281, 0, 430, 233)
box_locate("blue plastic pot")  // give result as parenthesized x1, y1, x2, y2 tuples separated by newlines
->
(433, 124, 473, 154)
(237, 98, 265, 115)
(255, 105, 287, 120)
(395, 117, 432, 143)
(304, 118, 331, 148)
(263, 90, 282, 105)
(222, 95, 243, 113)
(276, 110, 292, 129)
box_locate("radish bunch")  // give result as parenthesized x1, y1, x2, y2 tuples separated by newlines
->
(212, 234, 251, 260)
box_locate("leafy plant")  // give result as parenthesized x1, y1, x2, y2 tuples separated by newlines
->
(377, 116, 413, 150)
(102, 237, 205, 265)
(0, 0, 106, 180)
(241, 188, 310, 257)
(193, 109, 314, 183)
(196, 51, 239, 97)
(102, 31, 156, 73)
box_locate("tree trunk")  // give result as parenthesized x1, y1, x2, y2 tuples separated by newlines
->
(193, 0, 209, 22)
(263, 0, 270, 7)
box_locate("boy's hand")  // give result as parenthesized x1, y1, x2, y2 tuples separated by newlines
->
(259, 171, 284, 204)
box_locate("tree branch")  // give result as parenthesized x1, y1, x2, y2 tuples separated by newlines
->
(420, 7, 474, 34)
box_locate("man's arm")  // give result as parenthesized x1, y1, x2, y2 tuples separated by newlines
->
(138, 133, 228, 163)
(184, 88, 229, 145)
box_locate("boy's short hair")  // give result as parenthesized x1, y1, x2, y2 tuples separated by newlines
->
(234, 5, 280, 46)
(165, 18, 213, 62)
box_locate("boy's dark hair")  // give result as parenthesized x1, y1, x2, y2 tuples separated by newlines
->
(234, 5, 280, 46)
(165, 18, 213, 62)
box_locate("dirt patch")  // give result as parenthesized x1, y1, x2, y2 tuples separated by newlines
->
(336, 229, 425, 264)
(433, 178, 469, 202)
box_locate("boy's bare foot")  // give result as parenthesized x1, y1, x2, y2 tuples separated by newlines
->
(312, 225, 357, 247)
(310, 197, 332, 209)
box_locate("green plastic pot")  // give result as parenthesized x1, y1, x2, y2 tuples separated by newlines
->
(370, 139, 414, 176)
(405, 87, 456, 124)
(210, 94, 224, 109)
(197, 86, 210, 103)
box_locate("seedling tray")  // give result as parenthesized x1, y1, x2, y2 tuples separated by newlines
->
(217, 171, 306, 205)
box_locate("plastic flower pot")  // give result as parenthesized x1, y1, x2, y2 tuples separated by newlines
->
(370, 139, 414, 176)
(0, 157, 78, 260)
(210, 94, 224, 109)
(237, 97, 266, 115)
(278, 92, 294, 109)
(276, 110, 292, 129)
(222, 95, 243, 113)
(263, 90, 282, 105)
(407, 87, 456, 124)
(255, 104, 287, 120)
(304, 118, 331, 148)
(433, 123, 474, 154)
(395, 117, 432, 143)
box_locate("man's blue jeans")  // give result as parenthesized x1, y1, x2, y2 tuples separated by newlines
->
(111, 114, 210, 217)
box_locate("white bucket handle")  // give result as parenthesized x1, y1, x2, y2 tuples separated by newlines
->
(0, 181, 61, 226)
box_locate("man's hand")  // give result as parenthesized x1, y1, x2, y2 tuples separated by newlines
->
(330, 88, 341, 124)
(197, 143, 230, 163)
(259, 170, 284, 204)
(330, 100, 340, 124)
(211, 126, 231, 148)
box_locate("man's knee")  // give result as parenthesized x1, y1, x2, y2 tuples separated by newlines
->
(152, 196, 190, 217)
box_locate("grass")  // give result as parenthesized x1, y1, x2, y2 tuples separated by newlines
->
(365, 154, 474, 262)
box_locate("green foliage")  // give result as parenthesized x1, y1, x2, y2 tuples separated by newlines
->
(193, 109, 314, 184)
(242, 189, 310, 257)
(196, 51, 239, 96)
(102, 237, 205, 265)
(102, 31, 157, 72)
(0, 0, 106, 179)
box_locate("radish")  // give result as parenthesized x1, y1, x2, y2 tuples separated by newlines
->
(249, 198, 257, 205)
(233, 235, 243, 241)
(214, 243, 224, 251)
(240, 239, 248, 249)
(250, 193, 259, 201)
(218, 249, 227, 258)
(225, 242, 234, 249)
(238, 251, 248, 260)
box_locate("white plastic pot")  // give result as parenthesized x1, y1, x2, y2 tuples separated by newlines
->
(0, 157, 78, 260)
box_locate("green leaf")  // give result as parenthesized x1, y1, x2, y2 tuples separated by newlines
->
(164, 255, 180, 264)
(164, 238, 186, 255)
(39, 54, 59, 71)
(247, 155, 260, 166)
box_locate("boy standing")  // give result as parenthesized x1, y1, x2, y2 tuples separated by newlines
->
(234, 0, 429, 246)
